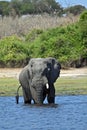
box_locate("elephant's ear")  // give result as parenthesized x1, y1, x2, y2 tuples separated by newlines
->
(50, 58, 61, 83)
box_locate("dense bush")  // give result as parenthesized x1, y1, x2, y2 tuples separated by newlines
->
(25, 29, 43, 42)
(28, 25, 83, 67)
(64, 5, 86, 16)
(0, 11, 87, 68)
(78, 11, 87, 58)
(0, 35, 30, 67)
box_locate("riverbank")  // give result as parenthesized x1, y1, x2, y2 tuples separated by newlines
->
(0, 67, 87, 78)
(0, 67, 87, 96)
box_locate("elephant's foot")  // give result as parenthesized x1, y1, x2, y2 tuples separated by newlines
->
(48, 97, 55, 104)
(24, 100, 31, 104)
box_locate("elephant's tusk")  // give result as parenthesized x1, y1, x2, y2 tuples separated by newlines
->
(46, 83, 49, 89)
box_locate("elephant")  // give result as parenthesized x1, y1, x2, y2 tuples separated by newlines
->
(16, 57, 61, 104)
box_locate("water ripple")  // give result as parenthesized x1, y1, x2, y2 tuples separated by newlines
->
(0, 95, 87, 130)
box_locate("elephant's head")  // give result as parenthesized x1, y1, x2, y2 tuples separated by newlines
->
(28, 58, 61, 104)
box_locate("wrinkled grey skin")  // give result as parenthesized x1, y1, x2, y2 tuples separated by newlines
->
(19, 58, 61, 104)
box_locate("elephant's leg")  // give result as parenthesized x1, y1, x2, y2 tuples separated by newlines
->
(22, 87, 32, 104)
(47, 84, 55, 104)
(43, 92, 46, 103)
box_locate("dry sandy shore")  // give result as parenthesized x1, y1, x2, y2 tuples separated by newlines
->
(0, 67, 87, 78)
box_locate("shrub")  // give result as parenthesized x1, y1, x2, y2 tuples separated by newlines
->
(25, 29, 43, 42)
(79, 10, 87, 38)
(78, 11, 87, 58)
(0, 35, 30, 67)
(28, 25, 83, 67)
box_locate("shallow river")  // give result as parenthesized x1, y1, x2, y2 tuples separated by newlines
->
(0, 95, 87, 130)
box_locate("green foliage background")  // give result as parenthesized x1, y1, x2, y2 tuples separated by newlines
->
(0, 11, 87, 68)
(0, 0, 86, 17)
(0, 36, 30, 67)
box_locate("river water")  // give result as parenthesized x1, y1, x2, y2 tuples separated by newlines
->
(0, 95, 87, 130)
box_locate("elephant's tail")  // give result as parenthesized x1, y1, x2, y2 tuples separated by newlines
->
(15, 85, 21, 104)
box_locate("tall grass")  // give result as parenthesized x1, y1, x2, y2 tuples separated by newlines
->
(0, 76, 87, 96)
(0, 14, 79, 38)
(0, 77, 20, 96)
(55, 76, 87, 95)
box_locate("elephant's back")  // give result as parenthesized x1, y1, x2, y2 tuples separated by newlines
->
(29, 58, 54, 66)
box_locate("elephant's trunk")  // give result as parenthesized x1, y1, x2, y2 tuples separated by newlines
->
(35, 82, 44, 104)
(36, 90, 43, 104)
(31, 76, 48, 104)
(35, 83, 49, 104)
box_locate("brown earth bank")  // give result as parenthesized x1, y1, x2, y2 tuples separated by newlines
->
(0, 67, 87, 78)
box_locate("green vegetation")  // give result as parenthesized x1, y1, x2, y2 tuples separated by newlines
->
(0, 11, 87, 68)
(0, 0, 86, 17)
(0, 1, 10, 16)
(55, 76, 87, 95)
(0, 77, 20, 96)
(0, 0, 63, 17)
(0, 76, 87, 96)
(64, 5, 86, 16)
(28, 25, 82, 67)
(0, 35, 30, 67)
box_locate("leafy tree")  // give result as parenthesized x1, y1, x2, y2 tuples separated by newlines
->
(0, 1, 10, 16)
(64, 5, 86, 15)
(10, 0, 63, 15)
(9, 0, 22, 17)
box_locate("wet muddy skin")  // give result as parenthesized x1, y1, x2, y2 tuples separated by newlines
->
(0, 95, 87, 130)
